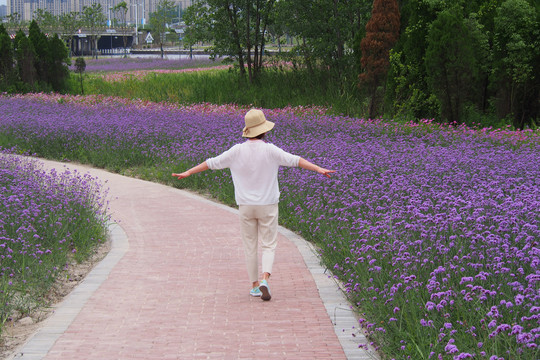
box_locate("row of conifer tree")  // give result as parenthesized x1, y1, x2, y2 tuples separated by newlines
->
(0, 21, 70, 93)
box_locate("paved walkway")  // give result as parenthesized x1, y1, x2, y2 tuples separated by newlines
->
(9, 159, 378, 360)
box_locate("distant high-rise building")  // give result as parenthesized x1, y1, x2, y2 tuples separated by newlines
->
(0, 5, 7, 18)
(5, 0, 192, 24)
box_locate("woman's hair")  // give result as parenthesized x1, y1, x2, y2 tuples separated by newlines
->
(253, 132, 266, 140)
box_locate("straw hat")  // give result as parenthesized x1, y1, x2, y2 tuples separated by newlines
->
(242, 109, 275, 138)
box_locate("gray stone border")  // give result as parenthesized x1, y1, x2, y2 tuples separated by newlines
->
(8, 223, 129, 360)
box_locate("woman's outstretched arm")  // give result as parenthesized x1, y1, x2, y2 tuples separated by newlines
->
(172, 161, 209, 179)
(298, 158, 336, 178)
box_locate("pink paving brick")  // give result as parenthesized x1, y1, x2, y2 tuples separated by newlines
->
(17, 160, 357, 360)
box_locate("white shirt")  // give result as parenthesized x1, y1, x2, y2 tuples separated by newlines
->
(206, 139, 300, 205)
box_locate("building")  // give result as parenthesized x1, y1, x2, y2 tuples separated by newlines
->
(5, 0, 193, 24)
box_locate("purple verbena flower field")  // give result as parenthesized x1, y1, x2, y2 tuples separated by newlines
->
(73, 56, 220, 73)
(0, 93, 538, 359)
(72, 56, 229, 83)
(0, 150, 109, 333)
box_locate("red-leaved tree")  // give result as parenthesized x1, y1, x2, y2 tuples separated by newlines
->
(359, 0, 400, 119)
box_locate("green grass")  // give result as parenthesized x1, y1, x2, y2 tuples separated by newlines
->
(78, 67, 370, 118)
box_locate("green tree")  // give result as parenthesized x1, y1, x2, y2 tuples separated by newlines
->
(358, 0, 400, 119)
(184, 0, 278, 81)
(59, 12, 81, 57)
(386, 0, 502, 124)
(492, 0, 540, 128)
(266, 0, 287, 54)
(114, 1, 129, 57)
(47, 34, 70, 92)
(473, 0, 504, 114)
(182, 1, 213, 56)
(242, 0, 276, 81)
(0, 24, 15, 86)
(425, 6, 482, 123)
(385, 0, 440, 121)
(150, 0, 176, 58)
(5, 13, 21, 32)
(280, 0, 371, 79)
(74, 57, 86, 94)
(14, 30, 37, 87)
(82, 4, 106, 59)
(28, 20, 49, 85)
(210, 0, 249, 74)
(33, 9, 57, 34)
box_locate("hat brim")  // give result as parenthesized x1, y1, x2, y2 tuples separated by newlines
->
(242, 120, 275, 138)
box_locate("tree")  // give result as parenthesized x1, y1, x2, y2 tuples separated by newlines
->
(358, 0, 400, 119)
(47, 34, 70, 92)
(212, 0, 247, 74)
(244, 0, 276, 81)
(114, 1, 129, 56)
(33, 9, 57, 34)
(14, 30, 37, 87)
(281, 0, 371, 79)
(385, 0, 442, 121)
(150, 0, 176, 58)
(75, 57, 86, 94)
(182, 1, 213, 57)
(0, 24, 15, 86)
(473, 0, 503, 114)
(184, 0, 277, 81)
(82, 4, 106, 59)
(492, 0, 540, 128)
(266, 1, 287, 54)
(28, 20, 49, 85)
(5, 13, 21, 32)
(59, 12, 81, 57)
(424, 7, 484, 124)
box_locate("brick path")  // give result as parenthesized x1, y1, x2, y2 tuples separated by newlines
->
(9, 159, 378, 360)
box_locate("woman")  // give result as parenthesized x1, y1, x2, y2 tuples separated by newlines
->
(172, 109, 335, 301)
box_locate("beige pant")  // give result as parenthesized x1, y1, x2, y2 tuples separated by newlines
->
(238, 204, 279, 283)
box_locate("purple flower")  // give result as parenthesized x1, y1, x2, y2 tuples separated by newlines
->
(1, 93, 539, 358)
(445, 340, 458, 354)
(510, 325, 523, 335)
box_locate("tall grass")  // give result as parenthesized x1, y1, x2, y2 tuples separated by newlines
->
(81, 67, 369, 118)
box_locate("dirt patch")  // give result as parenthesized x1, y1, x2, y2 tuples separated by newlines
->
(0, 240, 111, 359)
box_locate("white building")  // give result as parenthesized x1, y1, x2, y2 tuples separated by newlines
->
(5, 0, 193, 24)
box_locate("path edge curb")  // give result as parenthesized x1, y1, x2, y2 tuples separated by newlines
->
(279, 227, 378, 360)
